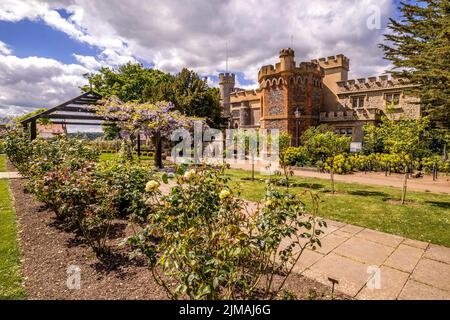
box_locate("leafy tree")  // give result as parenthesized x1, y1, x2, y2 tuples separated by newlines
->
(301, 127, 350, 193)
(101, 122, 121, 140)
(144, 68, 223, 127)
(83, 63, 170, 102)
(380, 0, 450, 129)
(97, 98, 199, 168)
(378, 116, 431, 203)
(363, 124, 385, 154)
(14, 108, 50, 125)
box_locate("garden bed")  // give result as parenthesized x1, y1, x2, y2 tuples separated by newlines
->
(10, 177, 347, 300)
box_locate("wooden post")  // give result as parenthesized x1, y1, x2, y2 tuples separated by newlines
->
(30, 120, 37, 141)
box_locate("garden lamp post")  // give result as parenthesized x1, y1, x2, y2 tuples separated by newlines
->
(294, 107, 301, 147)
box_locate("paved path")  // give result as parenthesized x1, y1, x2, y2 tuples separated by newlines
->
(7, 170, 450, 299)
(226, 161, 450, 194)
(285, 219, 450, 300)
(162, 181, 450, 300)
(0, 171, 22, 179)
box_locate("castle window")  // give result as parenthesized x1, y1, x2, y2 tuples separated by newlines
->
(351, 96, 365, 108)
(335, 127, 353, 137)
(385, 93, 400, 107)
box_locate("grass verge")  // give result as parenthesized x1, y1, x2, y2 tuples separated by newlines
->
(0, 179, 25, 299)
(0, 154, 6, 172)
(225, 168, 450, 247)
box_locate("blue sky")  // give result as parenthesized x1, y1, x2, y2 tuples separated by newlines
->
(0, 19, 99, 64)
(0, 0, 400, 118)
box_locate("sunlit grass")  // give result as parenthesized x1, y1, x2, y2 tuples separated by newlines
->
(0, 154, 6, 172)
(0, 179, 25, 299)
(225, 168, 450, 247)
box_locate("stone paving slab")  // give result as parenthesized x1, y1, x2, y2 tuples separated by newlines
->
(411, 258, 450, 291)
(424, 244, 450, 265)
(0, 171, 22, 179)
(338, 224, 364, 235)
(334, 237, 395, 265)
(384, 244, 424, 273)
(291, 249, 324, 274)
(402, 238, 429, 250)
(315, 233, 348, 255)
(356, 266, 409, 300)
(303, 252, 370, 297)
(288, 218, 450, 300)
(399, 280, 450, 300)
(355, 229, 404, 248)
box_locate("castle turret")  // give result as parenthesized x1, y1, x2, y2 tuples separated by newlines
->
(219, 72, 235, 117)
(279, 48, 295, 72)
(312, 54, 350, 110)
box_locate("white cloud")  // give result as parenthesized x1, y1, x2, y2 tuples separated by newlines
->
(0, 40, 11, 55)
(73, 54, 102, 69)
(0, 0, 398, 116)
(0, 53, 89, 116)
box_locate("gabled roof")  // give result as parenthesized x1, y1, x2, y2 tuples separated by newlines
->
(21, 91, 105, 126)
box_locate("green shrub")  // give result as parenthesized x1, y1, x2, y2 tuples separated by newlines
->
(128, 166, 326, 300)
(95, 159, 154, 222)
(281, 146, 311, 167)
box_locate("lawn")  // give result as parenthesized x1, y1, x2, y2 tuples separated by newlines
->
(224, 168, 450, 247)
(0, 179, 25, 299)
(0, 154, 6, 172)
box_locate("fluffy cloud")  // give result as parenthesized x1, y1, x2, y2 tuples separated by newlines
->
(49, 0, 394, 80)
(0, 53, 89, 115)
(0, 40, 12, 55)
(0, 0, 397, 116)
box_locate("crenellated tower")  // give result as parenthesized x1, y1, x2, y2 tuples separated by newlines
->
(258, 48, 324, 145)
(218, 73, 235, 117)
(312, 54, 349, 111)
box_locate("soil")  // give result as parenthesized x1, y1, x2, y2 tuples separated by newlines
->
(9, 175, 349, 300)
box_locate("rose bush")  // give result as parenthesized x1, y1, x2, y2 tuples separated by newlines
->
(128, 165, 326, 300)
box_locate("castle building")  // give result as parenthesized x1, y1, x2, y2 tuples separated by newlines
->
(219, 48, 420, 145)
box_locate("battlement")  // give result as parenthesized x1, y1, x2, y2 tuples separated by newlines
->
(320, 109, 382, 122)
(219, 72, 235, 84)
(230, 89, 261, 100)
(312, 54, 349, 71)
(336, 75, 413, 93)
(279, 48, 295, 57)
(258, 61, 321, 82)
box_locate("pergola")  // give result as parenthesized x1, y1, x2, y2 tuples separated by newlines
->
(20, 91, 143, 155)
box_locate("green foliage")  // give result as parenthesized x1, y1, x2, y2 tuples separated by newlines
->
(3, 132, 155, 255)
(95, 159, 153, 222)
(128, 166, 325, 300)
(281, 146, 311, 167)
(300, 125, 350, 163)
(0, 180, 25, 299)
(84, 63, 170, 102)
(362, 124, 384, 154)
(86, 64, 223, 127)
(144, 68, 223, 127)
(101, 122, 121, 140)
(380, 0, 450, 129)
(2, 129, 34, 176)
(14, 108, 49, 125)
(324, 154, 352, 175)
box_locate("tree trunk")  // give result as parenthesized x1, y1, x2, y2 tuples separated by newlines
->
(251, 156, 255, 181)
(330, 168, 335, 194)
(154, 132, 163, 169)
(401, 165, 408, 205)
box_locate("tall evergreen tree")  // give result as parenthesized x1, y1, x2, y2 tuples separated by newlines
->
(380, 0, 450, 129)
